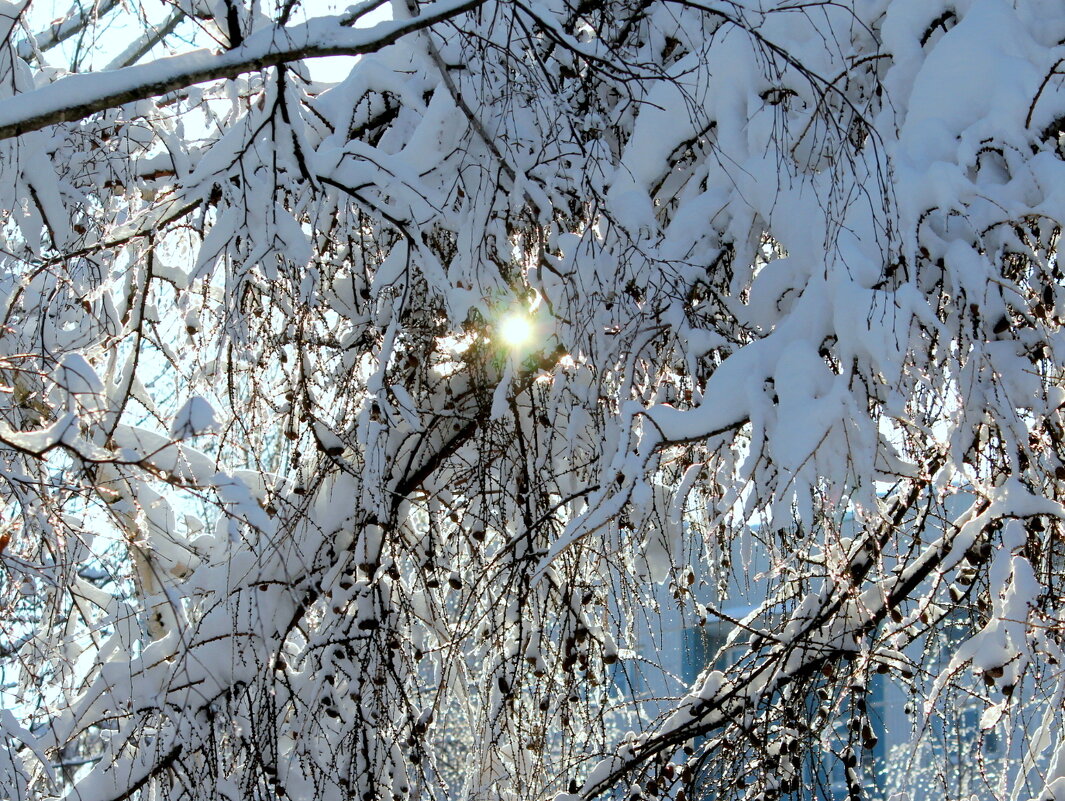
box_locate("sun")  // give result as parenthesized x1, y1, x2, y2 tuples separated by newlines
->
(497, 312, 535, 348)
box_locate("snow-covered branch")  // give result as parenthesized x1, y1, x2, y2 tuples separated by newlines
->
(0, 0, 484, 140)
(2, 2, 1065, 801)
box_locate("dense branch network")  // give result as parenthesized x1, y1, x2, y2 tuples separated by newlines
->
(0, 2, 1064, 801)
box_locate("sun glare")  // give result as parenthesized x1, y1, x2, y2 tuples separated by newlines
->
(497, 313, 535, 347)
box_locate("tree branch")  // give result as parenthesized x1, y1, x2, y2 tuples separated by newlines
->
(15, 0, 123, 62)
(0, 0, 486, 141)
